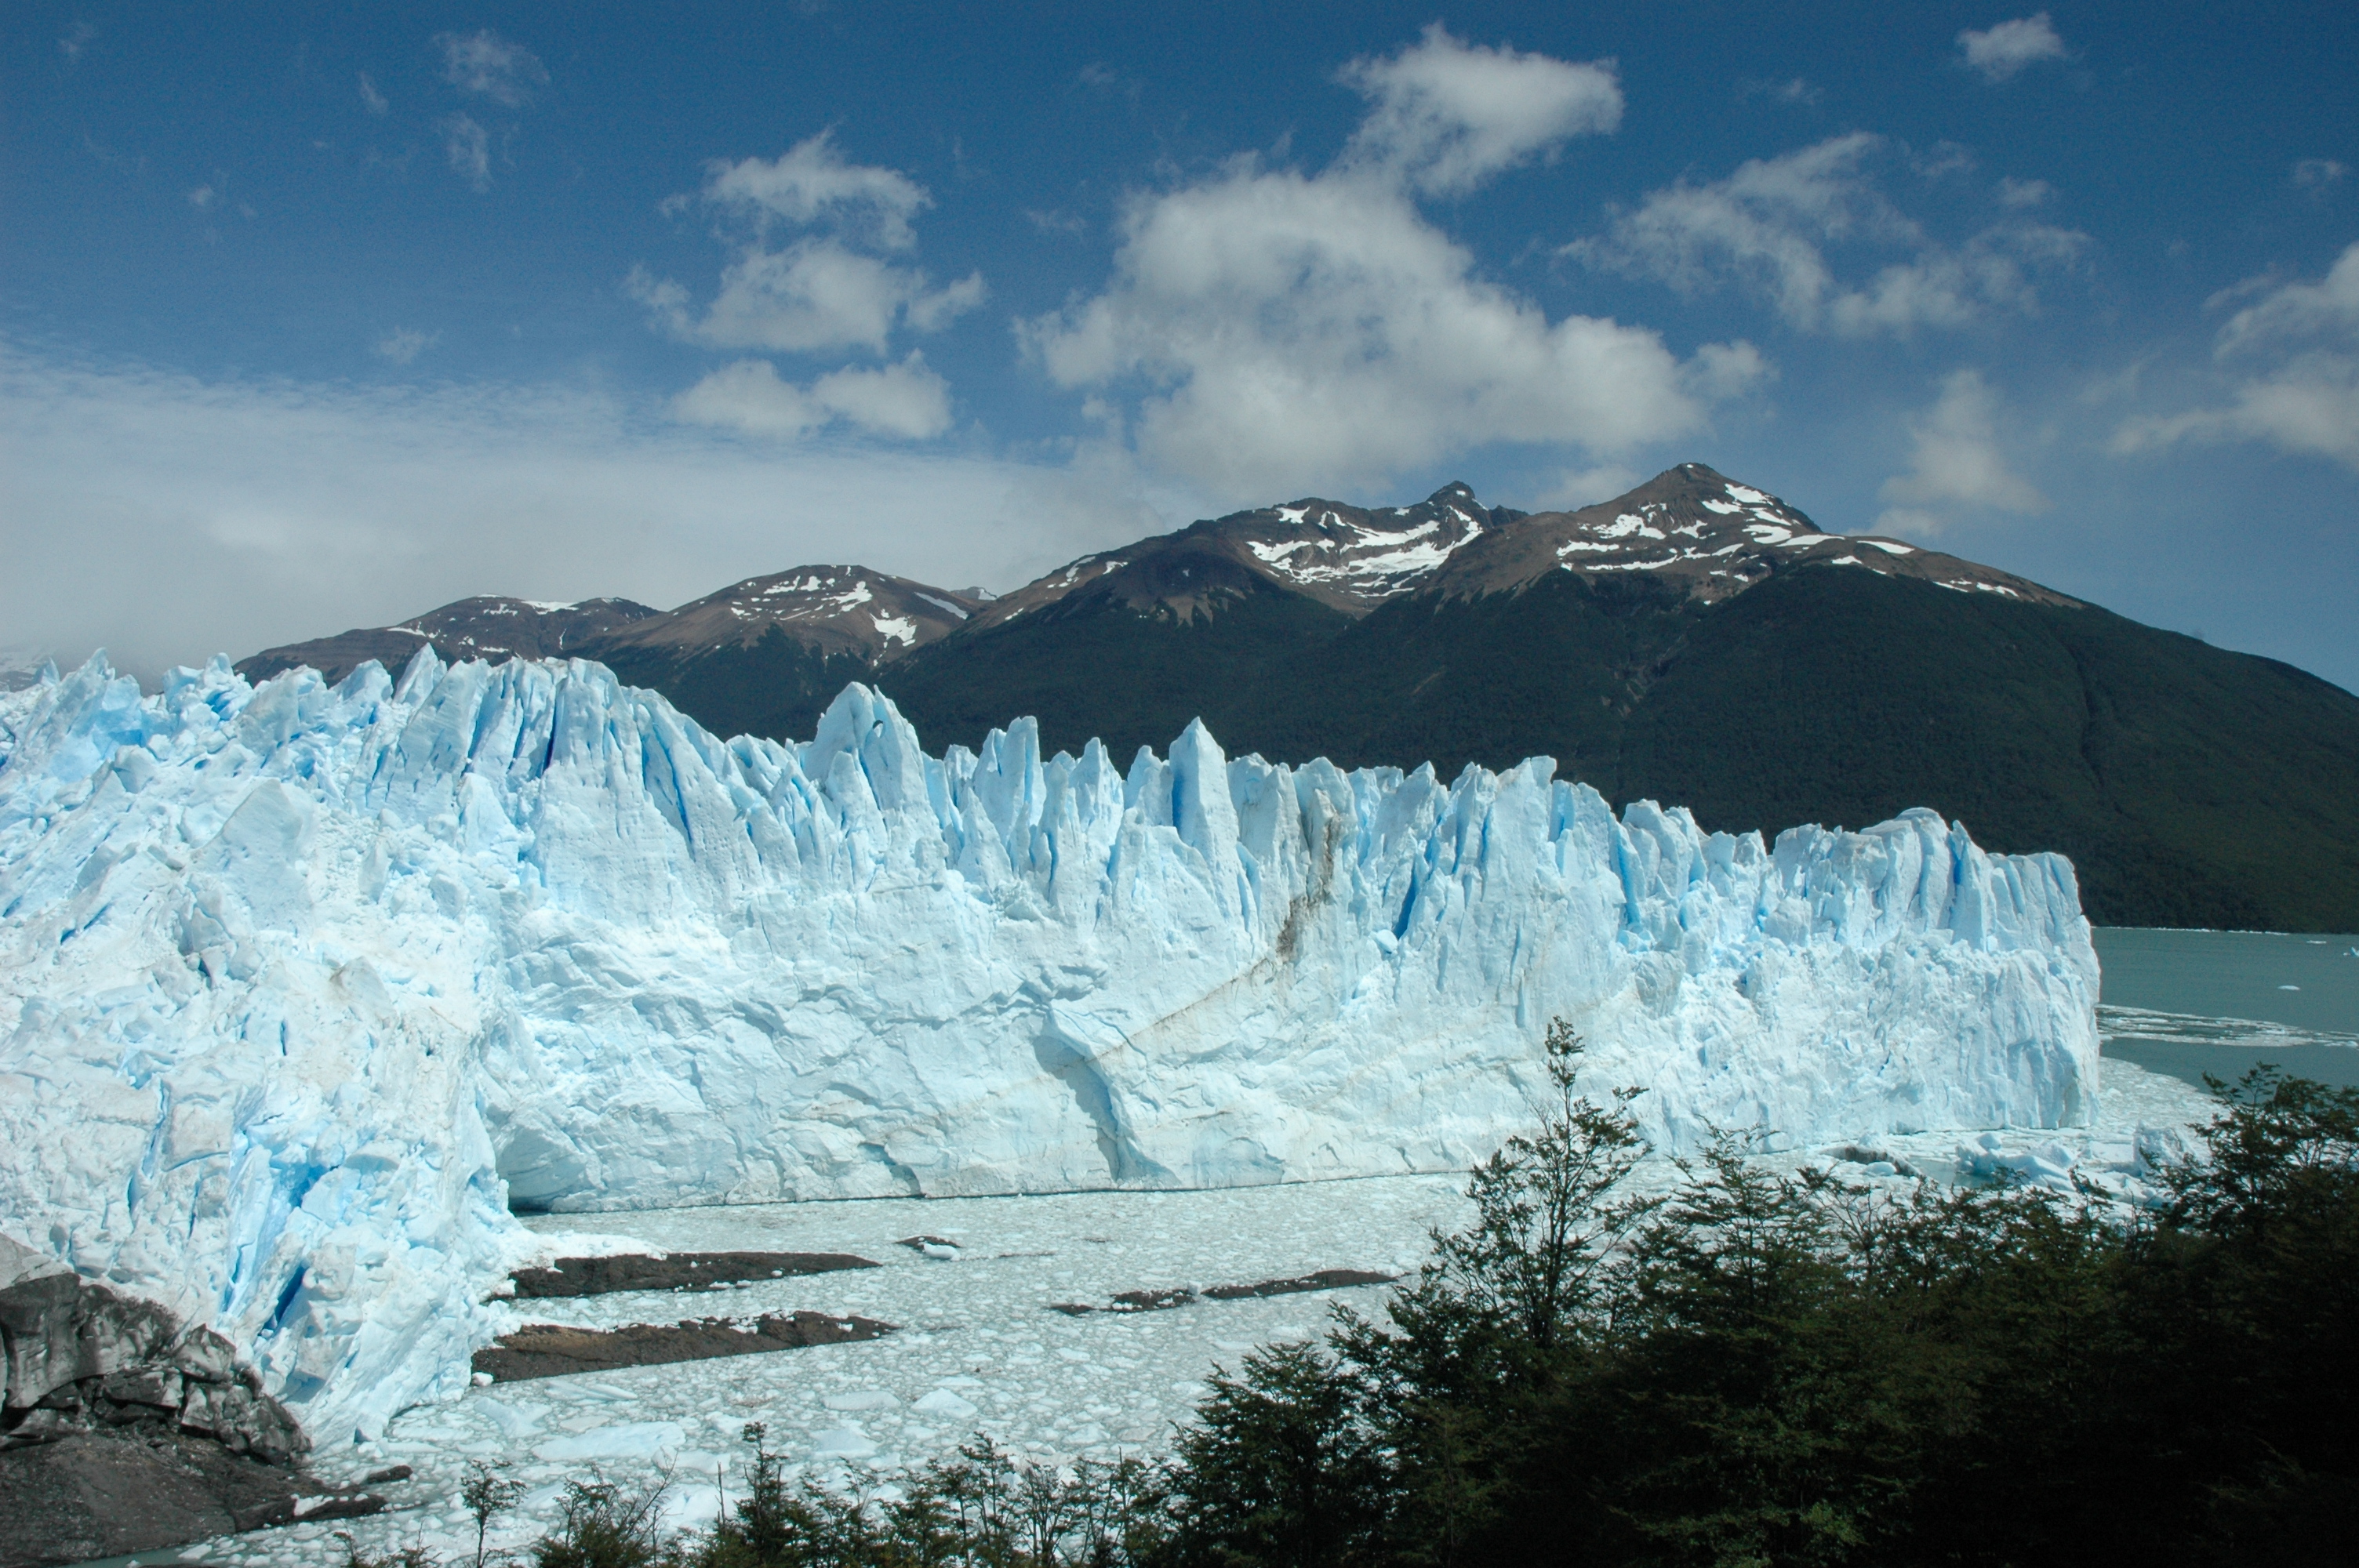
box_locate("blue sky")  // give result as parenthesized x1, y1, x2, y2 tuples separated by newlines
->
(4, 2, 2354, 690)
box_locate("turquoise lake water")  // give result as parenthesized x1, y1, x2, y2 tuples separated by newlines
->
(2095, 927, 2359, 1091)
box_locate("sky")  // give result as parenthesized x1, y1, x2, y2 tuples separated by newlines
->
(3, 2, 2355, 691)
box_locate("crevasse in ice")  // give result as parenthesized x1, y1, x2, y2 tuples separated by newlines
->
(0, 648, 2098, 1450)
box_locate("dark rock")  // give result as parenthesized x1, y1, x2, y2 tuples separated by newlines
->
(100, 1368, 183, 1410)
(1051, 1269, 1398, 1316)
(509, 1250, 878, 1299)
(0, 1429, 375, 1568)
(177, 1381, 303, 1462)
(167, 1327, 239, 1385)
(473, 1310, 896, 1382)
(1202, 1269, 1398, 1300)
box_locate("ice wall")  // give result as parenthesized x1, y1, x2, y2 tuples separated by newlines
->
(0, 651, 2098, 1448)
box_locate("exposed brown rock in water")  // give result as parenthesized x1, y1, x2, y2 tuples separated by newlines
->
(1049, 1269, 1398, 1316)
(1202, 1269, 1398, 1300)
(474, 1310, 898, 1382)
(509, 1250, 879, 1299)
(0, 1430, 387, 1568)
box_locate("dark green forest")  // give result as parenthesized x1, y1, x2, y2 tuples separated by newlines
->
(403, 1036, 2359, 1568)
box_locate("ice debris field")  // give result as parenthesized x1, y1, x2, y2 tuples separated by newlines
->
(81, 1064, 2223, 1568)
(2, 648, 2099, 1476)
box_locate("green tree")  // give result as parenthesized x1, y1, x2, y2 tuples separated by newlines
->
(1163, 1341, 1384, 1567)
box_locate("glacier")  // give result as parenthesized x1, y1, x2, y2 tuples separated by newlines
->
(0, 649, 2098, 1453)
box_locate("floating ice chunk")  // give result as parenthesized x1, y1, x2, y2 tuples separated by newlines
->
(823, 1391, 900, 1411)
(914, 1388, 980, 1420)
(533, 1422, 686, 1462)
(811, 1425, 878, 1458)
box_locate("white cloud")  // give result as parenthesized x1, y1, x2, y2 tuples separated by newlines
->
(434, 30, 547, 107)
(1023, 33, 1747, 504)
(2113, 242, 2359, 470)
(187, 184, 216, 210)
(1336, 24, 1622, 196)
(440, 114, 491, 191)
(632, 133, 983, 356)
(358, 72, 388, 116)
(1957, 14, 2068, 83)
(1571, 134, 2089, 336)
(0, 344, 1158, 688)
(704, 132, 931, 249)
(374, 328, 440, 366)
(2293, 158, 2348, 192)
(59, 22, 93, 62)
(671, 354, 954, 441)
(1997, 176, 2052, 208)
(1026, 162, 1750, 503)
(1878, 370, 2048, 531)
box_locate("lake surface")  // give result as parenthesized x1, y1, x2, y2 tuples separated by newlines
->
(2095, 927, 2359, 1091)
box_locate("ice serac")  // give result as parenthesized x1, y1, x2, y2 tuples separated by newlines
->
(0, 651, 2099, 1450)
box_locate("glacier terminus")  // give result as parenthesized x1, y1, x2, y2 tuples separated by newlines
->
(0, 648, 2098, 1454)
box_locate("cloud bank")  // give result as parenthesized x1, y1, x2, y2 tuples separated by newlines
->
(0, 347, 1166, 683)
(1570, 134, 2088, 336)
(2114, 242, 2359, 470)
(1025, 27, 1758, 503)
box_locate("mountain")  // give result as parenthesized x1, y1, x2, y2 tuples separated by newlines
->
(0, 650, 2095, 1450)
(234, 595, 663, 685)
(233, 465, 2359, 931)
(239, 569, 989, 745)
(572, 566, 987, 742)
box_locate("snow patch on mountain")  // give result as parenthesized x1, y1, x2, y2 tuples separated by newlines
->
(0, 650, 2097, 1450)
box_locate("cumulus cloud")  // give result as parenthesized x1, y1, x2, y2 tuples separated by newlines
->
(1336, 24, 1622, 195)
(671, 354, 954, 440)
(0, 345, 1158, 684)
(358, 72, 388, 116)
(435, 29, 547, 106)
(1878, 370, 2047, 532)
(1024, 31, 1750, 503)
(1997, 176, 2052, 208)
(1957, 14, 2068, 83)
(2114, 242, 2359, 470)
(187, 184, 216, 210)
(631, 133, 983, 357)
(703, 133, 932, 249)
(440, 113, 491, 191)
(1570, 134, 2089, 336)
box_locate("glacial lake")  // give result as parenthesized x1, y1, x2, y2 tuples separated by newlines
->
(2095, 927, 2359, 1091)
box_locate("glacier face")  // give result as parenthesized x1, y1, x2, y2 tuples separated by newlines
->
(0, 650, 2098, 1450)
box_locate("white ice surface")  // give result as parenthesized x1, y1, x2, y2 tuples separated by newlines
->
(0, 651, 2097, 1454)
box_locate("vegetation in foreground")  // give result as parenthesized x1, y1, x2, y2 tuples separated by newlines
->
(353, 1022, 2359, 1567)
